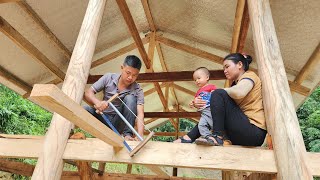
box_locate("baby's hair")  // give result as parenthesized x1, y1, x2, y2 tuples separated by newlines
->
(195, 67, 210, 78)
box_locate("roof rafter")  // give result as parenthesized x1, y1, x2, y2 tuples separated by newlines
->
(16, 1, 72, 59)
(0, 16, 65, 81)
(294, 43, 320, 85)
(91, 36, 150, 69)
(116, 0, 151, 69)
(0, 65, 32, 92)
(157, 35, 310, 96)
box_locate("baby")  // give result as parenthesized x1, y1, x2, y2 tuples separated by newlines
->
(190, 67, 216, 139)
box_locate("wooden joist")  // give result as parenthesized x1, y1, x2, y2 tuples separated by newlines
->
(87, 70, 225, 84)
(0, 137, 319, 176)
(29, 84, 123, 147)
(0, 16, 65, 81)
(248, 0, 313, 179)
(116, 0, 151, 69)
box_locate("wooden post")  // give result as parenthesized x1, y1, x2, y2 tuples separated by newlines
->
(31, 0, 107, 179)
(247, 0, 312, 179)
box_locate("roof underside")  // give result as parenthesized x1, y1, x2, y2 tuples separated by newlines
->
(0, 0, 319, 129)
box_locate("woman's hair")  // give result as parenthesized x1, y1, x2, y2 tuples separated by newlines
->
(224, 53, 252, 71)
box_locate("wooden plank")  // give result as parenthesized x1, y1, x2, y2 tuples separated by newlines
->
(0, 137, 319, 176)
(294, 43, 320, 84)
(231, 0, 246, 53)
(31, 0, 107, 179)
(115, 0, 151, 68)
(17, 1, 72, 59)
(0, 16, 65, 81)
(0, 65, 32, 92)
(144, 83, 166, 97)
(88, 70, 225, 84)
(288, 81, 310, 96)
(144, 112, 200, 118)
(144, 118, 159, 125)
(29, 84, 123, 147)
(61, 172, 214, 180)
(156, 35, 224, 65)
(91, 36, 149, 69)
(248, 0, 312, 179)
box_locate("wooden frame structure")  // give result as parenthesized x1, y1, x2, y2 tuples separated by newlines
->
(0, 0, 319, 180)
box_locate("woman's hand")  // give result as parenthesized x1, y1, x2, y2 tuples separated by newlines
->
(193, 96, 207, 109)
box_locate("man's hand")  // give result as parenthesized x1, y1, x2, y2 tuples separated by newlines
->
(94, 100, 109, 114)
(193, 96, 207, 109)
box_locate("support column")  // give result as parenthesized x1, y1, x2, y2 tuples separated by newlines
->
(31, 0, 107, 179)
(247, 0, 312, 179)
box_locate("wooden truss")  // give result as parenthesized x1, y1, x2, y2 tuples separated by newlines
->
(0, 0, 319, 180)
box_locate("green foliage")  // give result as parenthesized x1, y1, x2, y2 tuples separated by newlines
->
(0, 84, 52, 135)
(297, 86, 320, 153)
(152, 119, 196, 142)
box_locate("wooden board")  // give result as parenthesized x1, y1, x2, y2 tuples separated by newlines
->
(0, 137, 319, 176)
(29, 84, 123, 147)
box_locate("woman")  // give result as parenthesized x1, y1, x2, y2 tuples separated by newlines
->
(174, 53, 267, 146)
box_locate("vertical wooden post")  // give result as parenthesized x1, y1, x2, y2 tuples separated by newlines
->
(247, 0, 312, 179)
(31, 0, 107, 179)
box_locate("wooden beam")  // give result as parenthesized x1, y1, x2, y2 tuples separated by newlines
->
(61, 172, 214, 180)
(31, 0, 107, 179)
(170, 83, 195, 96)
(288, 81, 310, 96)
(156, 35, 224, 65)
(141, 0, 156, 32)
(248, 0, 312, 179)
(144, 83, 166, 97)
(144, 118, 159, 125)
(294, 43, 320, 85)
(91, 36, 150, 69)
(17, 1, 72, 59)
(0, 16, 65, 81)
(0, 159, 34, 177)
(231, 0, 246, 53)
(0, 0, 19, 3)
(0, 65, 32, 92)
(115, 0, 151, 68)
(237, 1, 250, 53)
(144, 112, 200, 118)
(144, 165, 169, 178)
(87, 70, 225, 84)
(0, 137, 319, 176)
(29, 84, 123, 147)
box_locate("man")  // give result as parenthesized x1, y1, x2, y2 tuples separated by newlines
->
(84, 55, 144, 141)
